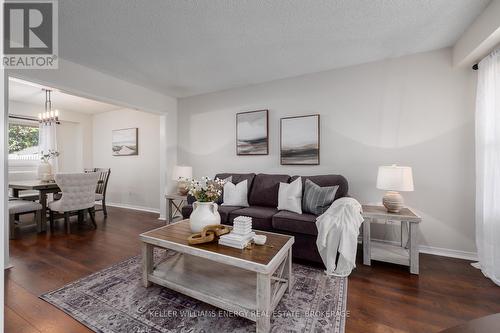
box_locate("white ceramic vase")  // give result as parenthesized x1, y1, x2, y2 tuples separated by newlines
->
(189, 201, 221, 233)
(37, 161, 52, 180)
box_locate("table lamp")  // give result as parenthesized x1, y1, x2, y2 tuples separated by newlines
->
(376, 165, 414, 213)
(172, 165, 192, 195)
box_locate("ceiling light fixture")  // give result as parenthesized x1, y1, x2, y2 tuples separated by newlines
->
(38, 89, 60, 125)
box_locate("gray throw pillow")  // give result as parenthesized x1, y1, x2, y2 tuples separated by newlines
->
(302, 179, 339, 215)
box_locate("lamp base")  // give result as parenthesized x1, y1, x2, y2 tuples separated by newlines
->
(382, 191, 404, 213)
(177, 180, 189, 196)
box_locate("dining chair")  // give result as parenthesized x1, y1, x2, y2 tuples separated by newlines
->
(48, 172, 99, 234)
(8, 199, 43, 239)
(85, 168, 111, 217)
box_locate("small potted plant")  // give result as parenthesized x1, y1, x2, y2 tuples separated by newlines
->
(187, 177, 226, 232)
(38, 149, 60, 181)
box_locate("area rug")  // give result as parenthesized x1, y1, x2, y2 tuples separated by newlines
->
(40, 249, 348, 333)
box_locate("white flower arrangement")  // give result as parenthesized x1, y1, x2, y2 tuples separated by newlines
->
(187, 176, 226, 202)
(40, 149, 60, 163)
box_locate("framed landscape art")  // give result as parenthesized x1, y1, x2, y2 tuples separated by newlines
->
(236, 110, 269, 155)
(280, 115, 320, 165)
(112, 128, 138, 156)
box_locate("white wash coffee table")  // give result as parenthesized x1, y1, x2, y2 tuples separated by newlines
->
(140, 219, 295, 333)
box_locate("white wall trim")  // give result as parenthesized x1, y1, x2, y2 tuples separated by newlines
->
(8, 59, 177, 115)
(105, 202, 160, 214)
(419, 245, 478, 261)
(371, 238, 478, 261)
(159, 115, 168, 224)
(453, 0, 500, 67)
(1, 30, 8, 330)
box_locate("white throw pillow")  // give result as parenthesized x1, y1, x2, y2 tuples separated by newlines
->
(277, 177, 302, 214)
(222, 179, 249, 207)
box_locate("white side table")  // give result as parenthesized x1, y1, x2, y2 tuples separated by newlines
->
(362, 205, 422, 274)
(165, 194, 188, 224)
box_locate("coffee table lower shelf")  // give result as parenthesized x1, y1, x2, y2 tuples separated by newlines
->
(145, 252, 289, 323)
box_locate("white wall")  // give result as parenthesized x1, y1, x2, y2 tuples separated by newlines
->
(8, 100, 93, 177)
(178, 48, 477, 258)
(92, 108, 161, 212)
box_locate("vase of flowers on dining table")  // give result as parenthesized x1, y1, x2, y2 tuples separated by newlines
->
(187, 176, 226, 232)
(37, 150, 60, 181)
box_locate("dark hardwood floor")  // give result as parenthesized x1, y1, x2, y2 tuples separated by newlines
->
(5, 206, 500, 333)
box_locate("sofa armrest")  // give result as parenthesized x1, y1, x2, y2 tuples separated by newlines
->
(182, 204, 193, 219)
(186, 194, 196, 205)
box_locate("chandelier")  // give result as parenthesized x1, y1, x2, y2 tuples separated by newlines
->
(38, 89, 60, 125)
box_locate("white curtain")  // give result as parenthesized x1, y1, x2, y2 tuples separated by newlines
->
(38, 123, 59, 172)
(475, 47, 500, 286)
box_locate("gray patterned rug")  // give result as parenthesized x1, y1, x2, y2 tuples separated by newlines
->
(40, 249, 347, 333)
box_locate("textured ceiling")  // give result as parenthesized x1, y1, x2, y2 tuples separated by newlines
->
(59, 0, 490, 97)
(9, 78, 121, 114)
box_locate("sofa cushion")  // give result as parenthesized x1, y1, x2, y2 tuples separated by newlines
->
(272, 210, 318, 236)
(181, 204, 242, 225)
(186, 173, 255, 205)
(215, 173, 256, 190)
(219, 205, 245, 224)
(302, 179, 338, 215)
(222, 179, 249, 207)
(248, 173, 290, 207)
(215, 173, 256, 204)
(277, 177, 302, 214)
(229, 206, 279, 231)
(290, 174, 348, 200)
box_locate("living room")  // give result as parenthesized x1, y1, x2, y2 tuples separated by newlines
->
(2, 1, 500, 333)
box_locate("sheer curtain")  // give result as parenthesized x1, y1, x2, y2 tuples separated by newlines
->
(38, 123, 59, 172)
(475, 47, 500, 286)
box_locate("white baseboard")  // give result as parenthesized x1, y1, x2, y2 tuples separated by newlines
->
(419, 245, 478, 261)
(105, 202, 160, 214)
(371, 238, 478, 261)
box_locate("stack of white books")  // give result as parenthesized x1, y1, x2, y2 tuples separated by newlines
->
(219, 216, 255, 249)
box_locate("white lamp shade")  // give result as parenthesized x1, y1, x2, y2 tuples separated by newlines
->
(376, 165, 414, 192)
(172, 166, 192, 180)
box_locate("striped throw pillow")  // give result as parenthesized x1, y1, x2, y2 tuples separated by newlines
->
(302, 179, 339, 215)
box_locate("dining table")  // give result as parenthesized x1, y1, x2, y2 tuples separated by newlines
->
(9, 180, 61, 232)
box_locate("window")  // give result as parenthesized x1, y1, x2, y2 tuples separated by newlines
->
(8, 120, 39, 162)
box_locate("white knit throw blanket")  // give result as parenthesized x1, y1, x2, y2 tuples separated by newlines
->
(316, 197, 364, 277)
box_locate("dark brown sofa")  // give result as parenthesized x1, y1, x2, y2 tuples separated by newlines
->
(181, 173, 348, 264)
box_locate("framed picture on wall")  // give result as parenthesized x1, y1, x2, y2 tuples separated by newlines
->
(236, 109, 269, 155)
(112, 128, 138, 156)
(280, 114, 320, 165)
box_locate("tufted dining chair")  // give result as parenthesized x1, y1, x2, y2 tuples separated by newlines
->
(48, 172, 99, 234)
